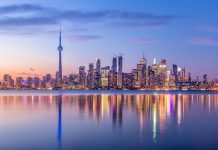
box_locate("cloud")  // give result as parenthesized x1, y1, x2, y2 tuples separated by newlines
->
(128, 37, 153, 43)
(0, 4, 177, 34)
(0, 17, 58, 26)
(62, 10, 175, 26)
(67, 35, 101, 41)
(191, 36, 218, 46)
(198, 25, 218, 32)
(0, 4, 44, 14)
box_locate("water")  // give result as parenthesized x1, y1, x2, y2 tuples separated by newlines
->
(0, 90, 218, 150)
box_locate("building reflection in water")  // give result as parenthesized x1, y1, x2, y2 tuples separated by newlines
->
(57, 95, 62, 148)
(0, 93, 218, 144)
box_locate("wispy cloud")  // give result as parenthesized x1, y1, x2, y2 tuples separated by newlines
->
(67, 35, 101, 41)
(0, 4, 44, 14)
(191, 36, 218, 46)
(198, 25, 218, 32)
(0, 4, 178, 34)
(128, 37, 153, 43)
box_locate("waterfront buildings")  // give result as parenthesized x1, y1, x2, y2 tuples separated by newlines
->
(117, 55, 123, 89)
(79, 66, 86, 88)
(101, 66, 110, 88)
(0, 29, 215, 90)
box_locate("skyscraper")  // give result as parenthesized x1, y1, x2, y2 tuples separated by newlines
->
(87, 63, 94, 89)
(123, 73, 133, 89)
(101, 66, 110, 88)
(117, 55, 123, 89)
(137, 55, 147, 88)
(182, 68, 186, 78)
(112, 56, 117, 73)
(3, 74, 13, 88)
(173, 64, 178, 83)
(188, 72, 191, 82)
(95, 59, 101, 88)
(203, 74, 208, 83)
(108, 71, 117, 89)
(57, 28, 63, 81)
(79, 66, 86, 87)
(16, 77, 23, 88)
(132, 69, 139, 89)
(33, 77, 40, 89)
(109, 56, 118, 89)
(158, 59, 167, 87)
(96, 59, 101, 72)
(26, 77, 32, 89)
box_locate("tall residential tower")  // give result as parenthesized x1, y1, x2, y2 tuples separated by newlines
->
(117, 55, 123, 89)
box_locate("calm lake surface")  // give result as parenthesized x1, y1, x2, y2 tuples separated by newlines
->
(0, 90, 218, 150)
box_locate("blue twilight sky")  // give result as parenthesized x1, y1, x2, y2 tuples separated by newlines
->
(0, 0, 218, 80)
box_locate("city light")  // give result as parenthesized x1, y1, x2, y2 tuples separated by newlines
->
(0, 30, 216, 91)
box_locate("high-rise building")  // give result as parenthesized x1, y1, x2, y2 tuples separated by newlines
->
(69, 73, 79, 84)
(45, 74, 51, 82)
(173, 64, 178, 83)
(137, 55, 147, 88)
(117, 55, 123, 89)
(33, 77, 40, 89)
(57, 28, 63, 81)
(101, 66, 110, 88)
(159, 59, 166, 68)
(158, 59, 167, 87)
(182, 68, 186, 78)
(26, 77, 32, 89)
(96, 59, 101, 72)
(178, 67, 182, 82)
(63, 75, 70, 84)
(152, 59, 158, 75)
(95, 59, 101, 88)
(148, 66, 155, 89)
(56, 71, 59, 81)
(112, 56, 117, 73)
(188, 72, 192, 82)
(16, 77, 23, 88)
(4, 74, 11, 82)
(108, 71, 117, 89)
(79, 66, 86, 87)
(123, 73, 133, 89)
(203, 74, 208, 83)
(87, 63, 94, 89)
(3, 74, 13, 88)
(131, 69, 139, 89)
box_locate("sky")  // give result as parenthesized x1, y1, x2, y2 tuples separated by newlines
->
(0, 0, 218, 80)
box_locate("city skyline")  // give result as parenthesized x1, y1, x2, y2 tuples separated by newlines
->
(0, 0, 218, 79)
(1, 1, 218, 150)
(0, 30, 214, 91)
(0, 28, 215, 81)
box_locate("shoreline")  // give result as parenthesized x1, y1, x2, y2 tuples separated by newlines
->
(0, 89, 218, 96)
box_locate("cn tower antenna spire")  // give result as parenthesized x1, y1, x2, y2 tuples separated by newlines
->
(59, 25, 62, 47)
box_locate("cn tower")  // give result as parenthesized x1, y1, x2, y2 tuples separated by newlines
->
(57, 27, 63, 81)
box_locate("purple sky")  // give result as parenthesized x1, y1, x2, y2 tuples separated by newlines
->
(0, 0, 218, 80)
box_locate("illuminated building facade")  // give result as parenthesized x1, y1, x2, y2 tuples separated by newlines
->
(87, 63, 94, 89)
(79, 66, 86, 88)
(101, 66, 110, 88)
(109, 71, 117, 89)
(117, 55, 123, 89)
(0, 46, 215, 90)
